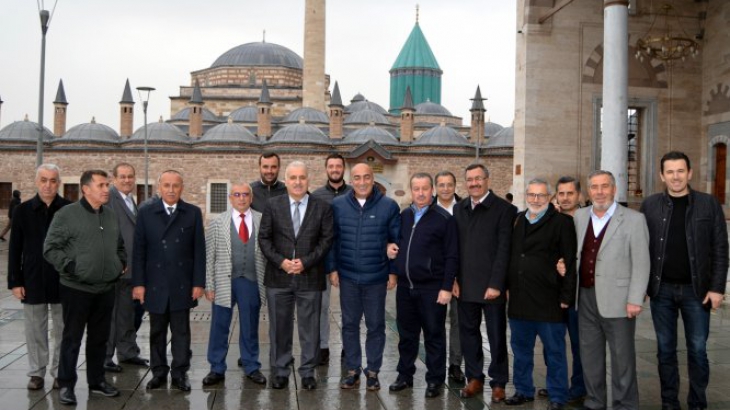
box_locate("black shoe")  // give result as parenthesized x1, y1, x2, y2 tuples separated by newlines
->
(271, 376, 288, 389)
(448, 364, 465, 383)
(202, 372, 225, 386)
(547, 402, 565, 410)
(104, 361, 123, 373)
(0, 237, 6, 242)
(237, 358, 243, 367)
(318, 348, 330, 366)
(89, 381, 119, 397)
(505, 393, 535, 406)
(59, 387, 77, 405)
(171, 375, 191, 391)
(301, 376, 317, 390)
(538, 388, 549, 398)
(53, 378, 60, 390)
(120, 356, 149, 366)
(146, 376, 167, 390)
(388, 375, 413, 392)
(425, 383, 442, 398)
(246, 370, 267, 385)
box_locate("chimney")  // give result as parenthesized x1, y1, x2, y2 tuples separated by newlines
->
(400, 86, 415, 142)
(469, 85, 486, 144)
(188, 79, 204, 138)
(119, 79, 135, 137)
(257, 80, 273, 139)
(328, 81, 344, 139)
(53, 79, 68, 136)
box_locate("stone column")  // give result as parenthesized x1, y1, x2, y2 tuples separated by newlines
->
(303, 0, 326, 111)
(601, 0, 629, 202)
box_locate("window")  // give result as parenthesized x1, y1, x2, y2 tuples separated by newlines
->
(136, 184, 153, 203)
(0, 183, 12, 210)
(63, 184, 79, 202)
(208, 182, 229, 214)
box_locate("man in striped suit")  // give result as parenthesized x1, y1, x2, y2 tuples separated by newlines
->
(202, 182, 267, 387)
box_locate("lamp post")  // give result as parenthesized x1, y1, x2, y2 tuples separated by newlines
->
(36, 2, 58, 167)
(136, 86, 155, 201)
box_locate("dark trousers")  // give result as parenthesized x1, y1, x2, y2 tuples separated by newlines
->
(395, 287, 447, 384)
(566, 307, 586, 398)
(458, 300, 508, 388)
(149, 306, 191, 379)
(106, 278, 141, 362)
(58, 284, 115, 388)
(650, 283, 711, 409)
(340, 279, 387, 374)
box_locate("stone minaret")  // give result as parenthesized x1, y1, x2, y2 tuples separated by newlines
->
(328, 81, 344, 139)
(302, 0, 326, 111)
(257, 80, 273, 139)
(119, 79, 135, 138)
(400, 86, 415, 143)
(469, 85, 486, 144)
(188, 80, 204, 138)
(53, 79, 68, 137)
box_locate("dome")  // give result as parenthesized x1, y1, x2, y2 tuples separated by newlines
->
(229, 106, 258, 123)
(345, 126, 399, 145)
(0, 118, 54, 141)
(281, 107, 329, 124)
(171, 107, 220, 122)
(350, 93, 366, 103)
(269, 122, 330, 144)
(200, 122, 258, 143)
(484, 121, 504, 138)
(344, 109, 391, 126)
(486, 126, 514, 148)
(415, 100, 452, 116)
(63, 119, 120, 142)
(130, 121, 189, 143)
(414, 125, 470, 146)
(211, 42, 303, 69)
(345, 100, 389, 115)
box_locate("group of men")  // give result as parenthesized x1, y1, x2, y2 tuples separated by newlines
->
(5, 150, 727, 410)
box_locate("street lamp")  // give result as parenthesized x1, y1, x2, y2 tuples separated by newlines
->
(136, 86, 155, 201)
(36, 1, 58, 167)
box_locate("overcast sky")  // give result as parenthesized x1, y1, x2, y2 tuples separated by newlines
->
(0, 0, 516, 134)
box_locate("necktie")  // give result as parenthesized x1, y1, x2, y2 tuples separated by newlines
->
(167, 206, 174, 217)
(292, 201, 301, 237)
(239, 213, 249, 243)
(125, 195, 136, 215)
(472, 200, 480, 210)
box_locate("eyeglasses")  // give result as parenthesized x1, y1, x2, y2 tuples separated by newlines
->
(525, 193, 549, 200)
(229, 192, 251, 198)
(465, 176, 487, 183)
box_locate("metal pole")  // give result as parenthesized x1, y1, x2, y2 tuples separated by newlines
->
(36, 9, 50, 167)
(143, 100, 149, 201)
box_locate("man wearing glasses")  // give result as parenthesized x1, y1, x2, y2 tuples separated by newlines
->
(202, 182, 267, 387)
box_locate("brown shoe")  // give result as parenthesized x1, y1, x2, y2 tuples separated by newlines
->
(460, 379, 484, 398)
(491, 386, 506, 403)
(27, 376, 44, 390)
(53, 378, 60, 389)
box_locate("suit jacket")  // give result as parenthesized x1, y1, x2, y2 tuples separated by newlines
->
(258, 193, 334, 291)
(205, 208, 267, 308)
(132, 198, 206, 314)
(109, 186, 137, 279)
(574, 204, 650, 318)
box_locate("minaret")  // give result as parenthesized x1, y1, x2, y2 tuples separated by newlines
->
(302, 0, 326, 111)
(188, 79, 204, 138)
(469, 85, 486, 144)
(328, 81, 344, 139)
(119, 79, 135, 138)
(257, 80, 273, 139)
(400, 86, 415, 143)
(0, 95, 4, 128)
(53, 79, 68, 137)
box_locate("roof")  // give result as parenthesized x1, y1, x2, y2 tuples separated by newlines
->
(281, 107, 329, 124)
(413, 125, 470, 146)
(211, 41, 303, 69)
(470, 85, 485, 111)
(200, 121, 258, 143)
(402, 86, 414, 110)
(344, 126, 399, 145)
(229, 106, 258, 123)
(486, 126, 514, 148)
(171, 107, 220, 122)
(415, 100, 452, 116)
(269, 122, 330, 144)
(345, 100, 389, 115)
(330, 81, 343, 106)
(120, 79, 134, 104)
(130, 120, 189, 143)
(259, 79, 271, 104)
(390, 23, 440, 70)
(54, 79, 68, 104)
(190, 80, 203, 104)
(484, 121, 504, 137)
(63, 118, 120, 142)
(0, 117, 54, 141)
(343, 109, 391, 126)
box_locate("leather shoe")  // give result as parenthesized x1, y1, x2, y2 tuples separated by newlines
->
(146, 376, 167, 390)
(491, 386, 506, 403)
(27, 376, 44, 390)
(448, 364, 465, 383)
(505, 393, 535, 406)
(89, 381, 119, 397)
(171, 375, 191, 391)
(538, 388, 549, 397)
(271, 376, 288, 389)
(104, 361, 123, 373)
(202, 372, 225, 386)
(460, 379, 484, 398)
(59, 387, 77, 405)
(237, 358, 243, 367)
(121, 356, 149, 366)
(246, 370, 267, 385)
(301, 376, 317, 390)
(318, 348, 330, 366)
(53, 379, 60, 390)
(425, 383, 441, 398)
(547, 402, 565, 410)
(389, 375, 413, 392)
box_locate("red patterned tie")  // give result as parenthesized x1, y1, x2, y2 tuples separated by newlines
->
(239, 213, 249, 243)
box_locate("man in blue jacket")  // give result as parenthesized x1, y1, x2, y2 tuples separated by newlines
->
(387, 172, 458, 399)
(328, 163, 400, 391)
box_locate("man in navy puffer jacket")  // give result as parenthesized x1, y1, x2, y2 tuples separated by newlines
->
(328, 163, 400, 391)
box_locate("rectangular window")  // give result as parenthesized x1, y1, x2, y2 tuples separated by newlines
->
(209, 183, 229, 214)
(0, 183, 12, 210)
(63, 184, 79, 202)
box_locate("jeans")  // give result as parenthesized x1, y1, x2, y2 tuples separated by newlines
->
(650, 282, 711, 409)
(339, 278, 387, 374)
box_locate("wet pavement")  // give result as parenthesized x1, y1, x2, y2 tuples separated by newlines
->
(1, 240, 730, 410)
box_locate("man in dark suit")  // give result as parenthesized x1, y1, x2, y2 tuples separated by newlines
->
(258, 161, 334, 390)
(132, 170, 206, 392)
(104, 163, 148, 373)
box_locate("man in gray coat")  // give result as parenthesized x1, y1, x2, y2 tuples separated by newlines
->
(573, 170, 650, 410)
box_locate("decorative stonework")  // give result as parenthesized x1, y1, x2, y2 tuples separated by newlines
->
(704, 83, 730, 116)
(582, 43, 667, 88)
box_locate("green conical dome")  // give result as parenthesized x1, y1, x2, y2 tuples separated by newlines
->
(390, 23, 440, 70)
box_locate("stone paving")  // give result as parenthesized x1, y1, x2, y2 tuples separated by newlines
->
(1, 240, 730, 409)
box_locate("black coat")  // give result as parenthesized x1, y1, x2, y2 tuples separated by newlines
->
(506, 206, 577, 322)
(7, 194, 71, 304)
(453, 191, 516, 304)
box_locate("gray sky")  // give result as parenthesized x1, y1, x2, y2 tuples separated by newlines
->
(0, 0, 516, 133)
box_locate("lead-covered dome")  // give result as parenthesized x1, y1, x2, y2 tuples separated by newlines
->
(130, 120, 189, 143)
(200, 122, 258, 143)
(269, 122, 330, 144)
(281, 107, 329, 124)
(344, 126, 399, 145)
(415, 100, 452, 116)
(0, 117, 54, 141)
(211, 42, 303, 69)
(344, 109, 390, 126)
(171, 107, 220, 122)
(63, 119, 120, 142)
(229, 106, 259, 123)
(484, 121, 504, 138)
(414, 125, 469, 146)
(486, 126, 513, 148)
